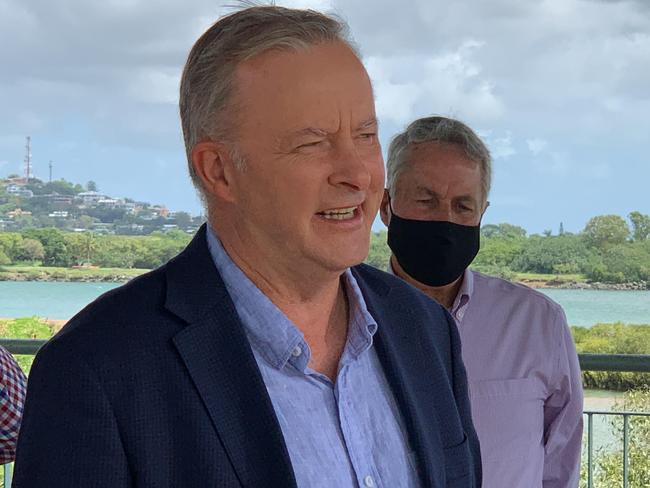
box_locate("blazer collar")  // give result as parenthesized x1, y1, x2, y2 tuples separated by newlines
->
(165, 225, 297, 488)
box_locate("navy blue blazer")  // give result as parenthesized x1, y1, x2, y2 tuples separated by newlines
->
(13, 225, 481, 487)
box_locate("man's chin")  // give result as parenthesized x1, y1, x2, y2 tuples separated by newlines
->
(319, 248, 369, 272)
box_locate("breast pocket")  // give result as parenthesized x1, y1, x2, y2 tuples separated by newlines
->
(469, 378, 544, 463)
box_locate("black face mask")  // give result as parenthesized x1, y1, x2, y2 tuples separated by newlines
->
(387, 198, 480, 287)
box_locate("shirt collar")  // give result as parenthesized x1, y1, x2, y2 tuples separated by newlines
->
(450, 268, 474, 319)
(387, 257, 474, 318)
(206, 226, 378, 371)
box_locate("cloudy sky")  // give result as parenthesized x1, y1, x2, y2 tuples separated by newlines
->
(1, 0, 648, 233)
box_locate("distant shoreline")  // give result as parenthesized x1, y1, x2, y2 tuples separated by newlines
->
(516, 278, 648, 291)
(0, 268, 650, 291)
(0, 266, 147, 283)
(1, 267, 648, 290)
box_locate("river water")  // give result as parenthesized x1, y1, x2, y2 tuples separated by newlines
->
(1, 281, 648, 324)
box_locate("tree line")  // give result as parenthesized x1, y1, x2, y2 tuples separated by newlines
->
(0, 211, 649, 283)
(0, 228, 191, 269)
(367, 212, 650, 284)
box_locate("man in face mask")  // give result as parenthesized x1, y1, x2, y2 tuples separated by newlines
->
(380, 116, 583, 488)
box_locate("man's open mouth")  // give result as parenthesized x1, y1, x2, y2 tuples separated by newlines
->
(317, 206, 358, 220)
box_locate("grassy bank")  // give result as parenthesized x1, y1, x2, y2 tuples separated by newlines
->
(514, 272, 586, 286)
(0, 264, 148, 282)
(0, 264, 592, 287)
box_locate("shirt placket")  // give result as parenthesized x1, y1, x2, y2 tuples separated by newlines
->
(334, 361, 382, 488)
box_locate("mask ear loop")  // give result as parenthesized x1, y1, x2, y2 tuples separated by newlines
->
(387, 192, 397, 217)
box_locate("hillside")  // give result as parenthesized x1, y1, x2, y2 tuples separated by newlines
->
(0, 175, 203, 235)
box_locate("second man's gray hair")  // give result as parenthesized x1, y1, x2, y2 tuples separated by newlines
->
(386, 116, 492, 201)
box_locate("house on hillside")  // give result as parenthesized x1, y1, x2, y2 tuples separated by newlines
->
(6, 185, 34, 198)
(7, 208, 32, 219)
(97, 198, 119, 208)
(77, 191, 107, 205)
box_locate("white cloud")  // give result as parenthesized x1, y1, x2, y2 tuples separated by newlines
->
(1, 0, 649, 222)
(128, 69, 180, 104)
(366, 40, 505, 128)
(488, 131, 516, 160)
(527, 138, 548, 155)
(531, 151, 570, 176)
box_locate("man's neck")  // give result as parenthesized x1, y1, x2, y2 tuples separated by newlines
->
(390, 255, 463, 310)
(213, 221, 350, 378)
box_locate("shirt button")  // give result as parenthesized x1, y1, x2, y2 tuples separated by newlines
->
(364, 475, 375, 487)
(291, 345, 302, 357)
(456, 310, 465, 320)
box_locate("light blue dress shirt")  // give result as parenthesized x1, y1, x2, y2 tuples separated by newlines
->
(206, 228, 420, 488)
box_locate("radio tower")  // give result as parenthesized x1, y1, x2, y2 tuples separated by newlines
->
(24, 136, 32, 183)
(49, 160, 53, 183)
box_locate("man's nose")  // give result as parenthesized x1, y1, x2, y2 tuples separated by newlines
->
(328, 140, 372, 191)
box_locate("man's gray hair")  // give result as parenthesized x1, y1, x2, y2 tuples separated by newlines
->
(179, 5, 353, 197)
(386, 116, 492, 201)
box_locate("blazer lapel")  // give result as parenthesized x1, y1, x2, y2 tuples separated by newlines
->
(352, 265, 444, 487)
(166, 225, 296, 488)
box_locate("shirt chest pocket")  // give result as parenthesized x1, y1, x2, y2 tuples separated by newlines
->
(469, 378, 545, 463)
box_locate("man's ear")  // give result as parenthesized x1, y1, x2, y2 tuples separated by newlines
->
(380, 189, 391, 227)
(191, 141, 238, 203)
(480, 200, 490, 220)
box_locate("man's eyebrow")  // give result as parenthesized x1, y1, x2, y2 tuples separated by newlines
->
(355, 117, 378, 131)
(414, 185, 437, 196)
(454, 195, 478, 203)
(286, 127, 329, 139)
(281, 118, 378, 141)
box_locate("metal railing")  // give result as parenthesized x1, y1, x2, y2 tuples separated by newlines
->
(1, 341, 648, 488)
(2, 340, 649, 371)
(584, 410, 650, 488)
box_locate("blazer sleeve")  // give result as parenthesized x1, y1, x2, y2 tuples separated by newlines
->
(445, 309, 482, 487)
(12, 341, 132, 488)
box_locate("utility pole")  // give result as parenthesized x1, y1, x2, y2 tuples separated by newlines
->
(24, 136, 32, 183)
(49, 160, 53, 183)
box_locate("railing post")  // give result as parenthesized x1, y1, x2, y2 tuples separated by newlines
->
(587, 413, 594, 488)
(623, 414, 629, 488)
(3, 462, 12, 487)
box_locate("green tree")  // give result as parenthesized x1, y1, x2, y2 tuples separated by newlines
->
(0, 248, 10, 266)
(481, 223, 527, 239)
(22, 228, 72, 266)
(43, 179, 79, 196)
(583, 215, 630, 249)
(86, 180, 98, 192)
(0, 232, 23, 261)
(14, 238, 45, 262)
(365, 231, 391, 270)
(169, 211, 191, 229)
(64, 232, 98, 265)
(473, 236, 524, 272)
(629, 211, 650, 241)
(511, 234, 591, 274)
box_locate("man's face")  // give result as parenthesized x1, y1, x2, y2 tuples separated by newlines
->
(380, 142, 485, 227)
(225, 41, 384, 273)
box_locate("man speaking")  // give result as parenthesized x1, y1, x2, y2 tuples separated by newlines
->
(13, 8, 480, 488)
